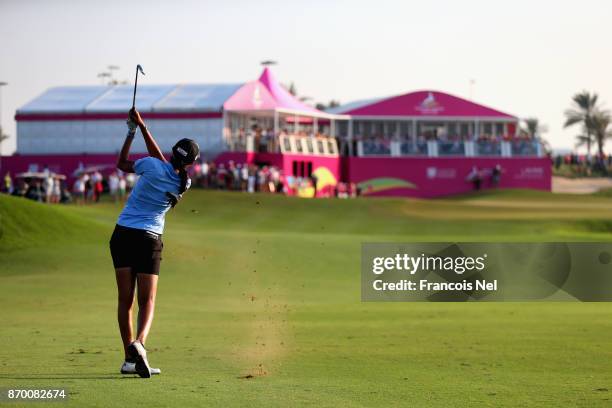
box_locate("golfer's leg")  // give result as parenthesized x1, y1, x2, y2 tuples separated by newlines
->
(115, 267, 136, 359)
(136, 273, 158, 346)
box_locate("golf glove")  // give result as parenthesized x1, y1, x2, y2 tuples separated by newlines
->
(126, 119, 138, 134)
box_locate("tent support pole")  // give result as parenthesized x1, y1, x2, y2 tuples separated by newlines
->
(348, 119, 354, 156)
(274, 110, 279, 152)
(412, 120, 417, 152)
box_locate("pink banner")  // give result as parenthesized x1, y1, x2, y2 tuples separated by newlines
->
(347, 156, 551, 197)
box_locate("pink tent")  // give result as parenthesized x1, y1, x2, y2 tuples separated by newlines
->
(341, 90, 516, 119)
(224, 68, 327, 116)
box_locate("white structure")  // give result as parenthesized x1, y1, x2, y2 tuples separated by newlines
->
(16, 83, 241, 157)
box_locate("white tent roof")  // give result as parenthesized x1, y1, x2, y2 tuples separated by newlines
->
(155, 84, 242, 112)
(325, 97, 383, 114)
(18, 83, 243, 114)
(86, 84, 175, 112)
(18, 86, 109, 113)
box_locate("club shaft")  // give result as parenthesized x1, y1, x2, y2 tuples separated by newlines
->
(132, 67, 139, 108)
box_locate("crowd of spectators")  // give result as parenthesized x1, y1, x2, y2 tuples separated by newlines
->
(553, 153, 612, 177)
(2, 170, 71, 203)
(466, 164, 503, 190)
(192, 161, 284, 193)
(1, 167, 137, 205)
(71, 171, 135, 204)
(229, 126, 338, 155)
(191, 160, 360, 198)
(358, 133, 539, 157)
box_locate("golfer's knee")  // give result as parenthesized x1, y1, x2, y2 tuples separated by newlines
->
(137, 294, 155, 309)
(117, 296, 134, 310)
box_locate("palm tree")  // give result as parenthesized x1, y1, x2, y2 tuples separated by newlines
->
(591, 110, 612, 156)
(564, 91, 600, 155)
(522, 117, 542, 138)
(575, 130, 596, 152)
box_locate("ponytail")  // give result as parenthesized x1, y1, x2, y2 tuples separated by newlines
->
(166, 156, 191, 208)
(178, 165, 188, 195)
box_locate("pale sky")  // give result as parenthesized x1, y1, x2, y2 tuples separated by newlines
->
(1, 0, 611, 154)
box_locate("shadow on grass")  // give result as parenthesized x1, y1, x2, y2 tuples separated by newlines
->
(0, 373, 142, 380)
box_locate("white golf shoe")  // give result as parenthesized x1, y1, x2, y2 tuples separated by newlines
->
(120, 361, 161, 375)
(126, 340, 153, 378)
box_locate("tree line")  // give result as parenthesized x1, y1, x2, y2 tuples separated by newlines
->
(564, 91, 612, 156)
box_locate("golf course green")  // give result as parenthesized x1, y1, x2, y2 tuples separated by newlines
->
(1, 190, 612, 407)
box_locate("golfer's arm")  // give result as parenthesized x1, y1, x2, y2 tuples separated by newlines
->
(117, 133, 135, 173)
(139, 124, 167, 163)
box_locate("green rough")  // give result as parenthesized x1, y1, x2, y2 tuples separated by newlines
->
(1, 190, 612, 407)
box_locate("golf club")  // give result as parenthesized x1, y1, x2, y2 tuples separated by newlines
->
(132, 64, 145, 108)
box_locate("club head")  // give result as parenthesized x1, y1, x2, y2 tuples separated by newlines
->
(137, 65, 145, 76)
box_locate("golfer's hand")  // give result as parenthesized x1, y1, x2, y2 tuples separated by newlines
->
(129, 108, 145, 127)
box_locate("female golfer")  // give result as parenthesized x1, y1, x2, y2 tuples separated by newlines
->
(110, 108, 199, 378)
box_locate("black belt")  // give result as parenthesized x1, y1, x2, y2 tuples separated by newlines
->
(116, 224, 161, 240)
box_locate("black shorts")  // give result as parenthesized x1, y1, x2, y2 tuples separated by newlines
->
(109, 224, 163, 275)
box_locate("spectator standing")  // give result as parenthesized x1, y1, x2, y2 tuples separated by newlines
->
(3, 172, 12, 194)
(44, 174, 54, 203)
(491, 164, 502, 187)
(109, 172, 120, 202)
(467, 166, 482, 191)
(233, 164, 241, 190)
(310, 173, 318, 197)
(201, 161, 209, 187)
(83, 173, 92, 202)
(92, 171, 104, 202)
(51, 178, 61, 203)
(26, 179, 44, 202)
(118, 175, 127, 201)
(247, 166, 256, 193)
(217, 164, 227, 189)
(73, 176, 86, 205)
(240, 163, 248, 191)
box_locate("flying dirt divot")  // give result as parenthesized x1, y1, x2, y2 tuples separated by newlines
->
(235, 289, 290, 379)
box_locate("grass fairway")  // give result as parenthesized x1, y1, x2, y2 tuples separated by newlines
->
(2, 190, 612, 407)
